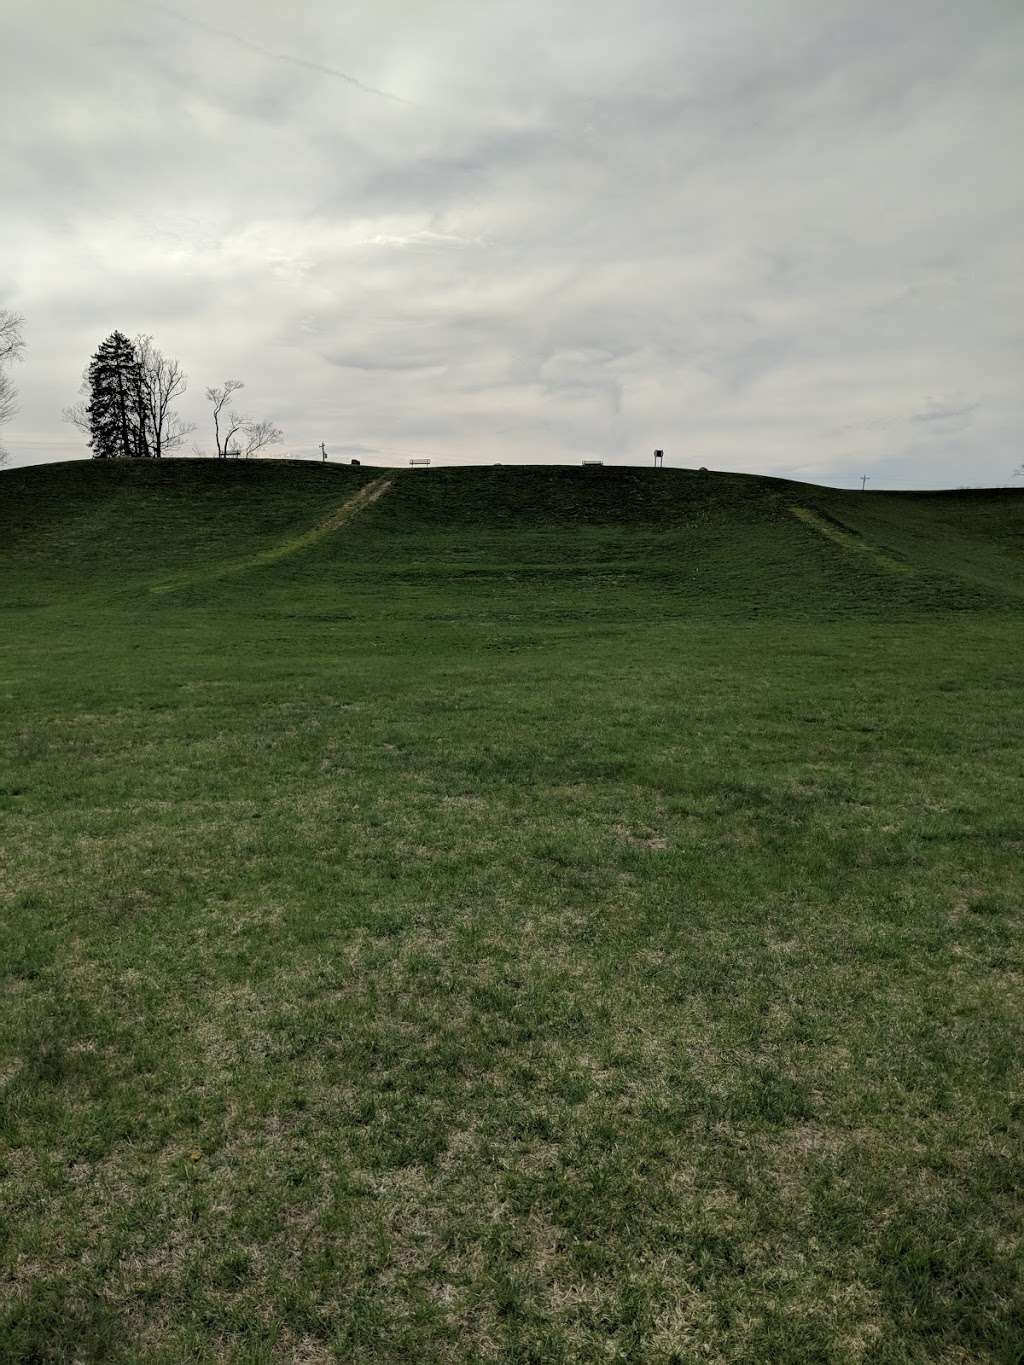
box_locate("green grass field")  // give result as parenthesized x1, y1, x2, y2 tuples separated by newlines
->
(1, 458, 1023, 1362)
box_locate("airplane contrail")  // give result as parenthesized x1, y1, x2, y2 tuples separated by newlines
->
(146, 3, 412, 105)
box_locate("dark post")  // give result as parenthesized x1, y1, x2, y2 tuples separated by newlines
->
(320, 441, 328, 462)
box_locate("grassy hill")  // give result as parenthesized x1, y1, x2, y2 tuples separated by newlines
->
(3, 458, 1024, 614)
(2, 459, 1023, 1361)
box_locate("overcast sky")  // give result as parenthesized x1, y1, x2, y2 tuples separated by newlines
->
(1, 0, 1021, 485)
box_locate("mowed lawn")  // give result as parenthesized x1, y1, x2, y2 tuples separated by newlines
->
(1, 461, 1023, 1362)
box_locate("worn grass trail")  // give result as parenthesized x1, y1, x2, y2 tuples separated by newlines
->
(151, 475, 394, 594)
(1, 461, 1023, 1362)
(788, 505, 913, 575)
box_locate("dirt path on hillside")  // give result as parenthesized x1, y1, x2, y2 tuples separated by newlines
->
(789, 505, 912, 575)
(152, 475, 393, 594)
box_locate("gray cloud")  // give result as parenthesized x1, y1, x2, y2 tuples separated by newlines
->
(1, 0, 1022, 486)
(912, 398, 982, 424)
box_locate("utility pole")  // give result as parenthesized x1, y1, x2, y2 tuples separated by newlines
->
(320, 441, 328, 462)
(860, 474, 869, 491)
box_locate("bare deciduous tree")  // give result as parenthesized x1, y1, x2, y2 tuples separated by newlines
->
(0, 371, 17, 452)
(205, 380, 283, 459)
(0, 308, 25, 465)
(240, 418, 284, 459)
(0, 309, 24, 367)
(135, 335, 194, 457)
(61, 401, 90, 435)
(206, 380, 245, 458)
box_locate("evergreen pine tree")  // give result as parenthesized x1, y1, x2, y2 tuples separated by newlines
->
(86, 331, 149, 459)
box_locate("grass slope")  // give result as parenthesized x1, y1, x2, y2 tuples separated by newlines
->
(1, 459, 1023, 1362)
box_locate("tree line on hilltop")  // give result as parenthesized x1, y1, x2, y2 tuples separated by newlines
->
(63, 331, 283, 460)
(2, 310, 1024, 483)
